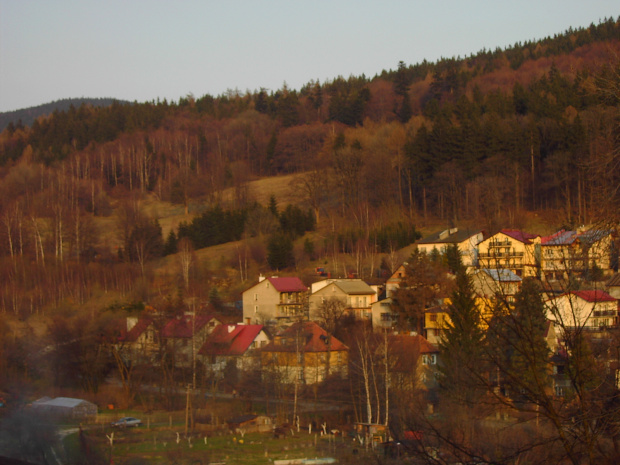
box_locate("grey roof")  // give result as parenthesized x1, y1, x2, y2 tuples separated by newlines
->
(479, 269, 522, 282)
(34, 397, 93, 408)
(417, 228, 482, 245)
(542, 229, 612, 246)
(333, 280, 376, 295)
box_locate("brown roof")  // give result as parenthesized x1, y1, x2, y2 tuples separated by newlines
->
(607, 273, 620, 288)
(262, 321, 347, 353)
(389, 334, 438, 372)
(162, 314, 220, 338)
(267, 277, 308, 292)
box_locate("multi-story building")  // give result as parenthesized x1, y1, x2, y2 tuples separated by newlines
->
(416, 227, 485, 267)
(309, 278, 376, 321)
(545, 290, 618, 330)
(198, 324, 269, 377)
(371, 297, 399, 330)
(541, 229, 615, 281)
(385, 264, 407, 298)
(242, 276, 309, 325)
(472, 268, 522, 326)
(477, 229, 541, 277)
(260, 322, 348, 384)
(423, 304, 451, 345)
(160, 313, 222, 367)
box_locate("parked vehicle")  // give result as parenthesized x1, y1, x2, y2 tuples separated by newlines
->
(111, 417, 142, 427)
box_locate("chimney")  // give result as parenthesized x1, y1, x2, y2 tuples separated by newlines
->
(127, 317, 138, 332)
(258, 274, 265, 282)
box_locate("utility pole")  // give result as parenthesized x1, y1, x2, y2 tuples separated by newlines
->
(185, 384, 191, 436)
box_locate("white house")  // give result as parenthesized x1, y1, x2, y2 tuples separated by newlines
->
(545, 290, 618, 329)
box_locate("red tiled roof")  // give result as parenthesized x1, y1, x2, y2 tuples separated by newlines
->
(262, 321, 347, 353)
(199, 324, 264, 356)
(162, 314, 220, 338)
(118, 318, 153, 342)
(500, 229, 539, 244)
(570, 290, 616, 303)
(267, 277, 308, 293)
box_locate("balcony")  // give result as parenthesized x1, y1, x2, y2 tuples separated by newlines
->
(479, 252, 524, 259)
(593, 310, 618, 317)
(489, 240, 512, 247)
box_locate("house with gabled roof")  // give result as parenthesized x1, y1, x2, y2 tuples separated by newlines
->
(545, 290, 618, 330)
(477, 229, 541, 277)
(385, 264, 407, 298)
(541, 228, 615, 281)
(242, 276, 309, 326)
(472, 269, 522, 301)
(198, 324, 269, 377)
(416, 227, 485, 267)
(115, 317, 159, 364)
(388, 334, 439, 391)
(424, 304, 451, 344)
(260, 321, 348, 384)
(309, 278, 376, 321)
(161, 313, 222, 367)
(371, 297, 399, 331)
(471, 269, 522, 327)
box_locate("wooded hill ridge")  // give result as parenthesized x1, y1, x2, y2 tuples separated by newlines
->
(0, 98, 127, 133)
(0, 18, 619, 318)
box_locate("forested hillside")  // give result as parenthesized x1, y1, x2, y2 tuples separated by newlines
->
(0, 18, 619, 319)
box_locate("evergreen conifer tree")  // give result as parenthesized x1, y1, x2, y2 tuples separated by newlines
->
(438, 256, 485, 405)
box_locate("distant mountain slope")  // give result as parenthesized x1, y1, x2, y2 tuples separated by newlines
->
(0, 97, 129, 131)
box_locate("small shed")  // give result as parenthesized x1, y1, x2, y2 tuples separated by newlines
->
(31, 397, 97, 420)
(226, 414, 273, 433)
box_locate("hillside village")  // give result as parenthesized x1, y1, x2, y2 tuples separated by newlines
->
(1, 17, 620, 465)
(113, 224, 619, 401)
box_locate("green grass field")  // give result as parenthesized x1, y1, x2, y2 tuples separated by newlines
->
(67, 426, 356, 465)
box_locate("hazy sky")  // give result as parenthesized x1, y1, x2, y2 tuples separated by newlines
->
(0, 0, 617, 112)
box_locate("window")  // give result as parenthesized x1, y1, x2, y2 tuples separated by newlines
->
(555, 386, 564, 397)
(254, 293, 258, 301)
(254, 305, 259, 313)
(430, 314, 437, 322)
(380, 313, 392, 322)
(422, 354, 436, 365)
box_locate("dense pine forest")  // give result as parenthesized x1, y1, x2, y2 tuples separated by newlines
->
(0, 18, 619, 321)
